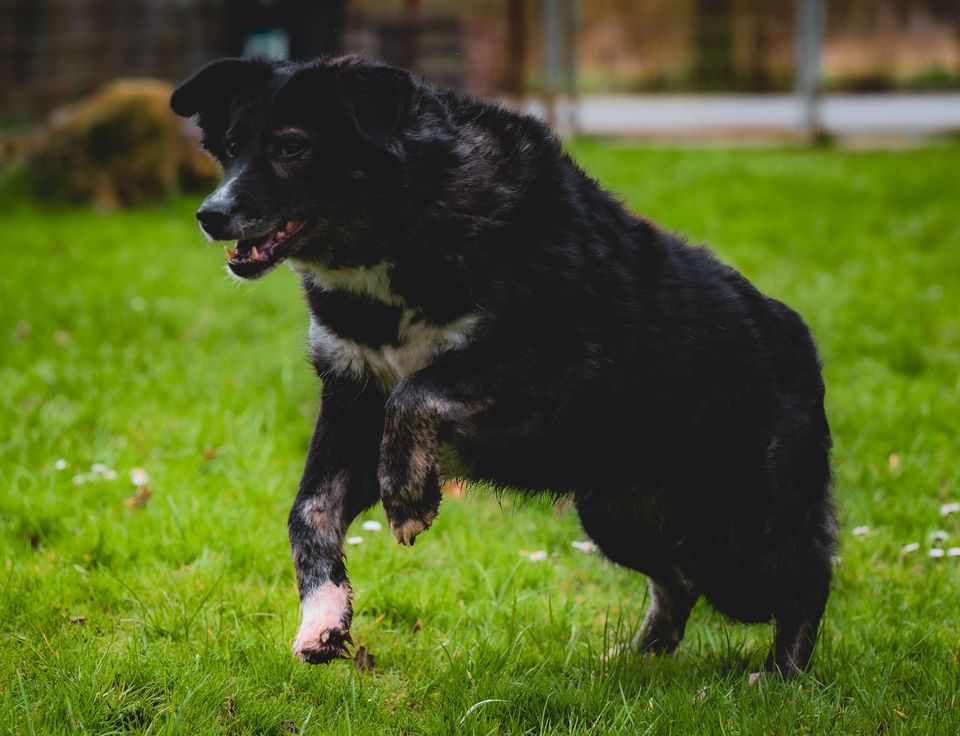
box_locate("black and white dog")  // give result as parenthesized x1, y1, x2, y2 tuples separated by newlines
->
(171, 55, 836, 677)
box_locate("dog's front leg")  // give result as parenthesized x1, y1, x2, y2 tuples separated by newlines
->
(289, 377, 384, 663)
(378, 377, 449, 545)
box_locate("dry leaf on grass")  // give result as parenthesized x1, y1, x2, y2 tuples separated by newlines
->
(124, 486, 153, 507)
(353, 645, 375, 672)
(69, 615, 86, 625)
(443, 479, 466, 497)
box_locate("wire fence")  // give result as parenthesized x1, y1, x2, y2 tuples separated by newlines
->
(2, 0, 959, 125)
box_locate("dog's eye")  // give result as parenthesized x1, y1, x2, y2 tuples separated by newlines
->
(276, 139, 307, 160)
(224, 137, 240, 159)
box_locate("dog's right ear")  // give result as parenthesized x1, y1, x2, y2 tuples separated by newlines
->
(170, 58, 270, 118)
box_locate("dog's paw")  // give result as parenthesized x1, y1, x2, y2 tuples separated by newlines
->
(293, 627, 353, 664)
(292, 581, 353, 665)
(388, 506, 438, 545)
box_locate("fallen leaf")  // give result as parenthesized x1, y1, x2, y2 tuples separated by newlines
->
(888, 453, 900, 470)
(893, 709, 907, 719)
(225, 696, 236, 721)
(691, 686, 708, 704)
(554, 498, 575, 514)
(443, 479, 466, 497)
(412, 619, 423, 633)
(69, 615, 86, 624)
(203, 447, 218, 460)
(278, 722, 298, 733)
(124, 486, 153, 507)
(353, 645, 375, 672)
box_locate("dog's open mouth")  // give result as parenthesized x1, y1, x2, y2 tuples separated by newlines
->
(224, 220, 307, 278)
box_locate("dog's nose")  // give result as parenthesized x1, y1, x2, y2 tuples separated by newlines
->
(196, 206, 230, 239)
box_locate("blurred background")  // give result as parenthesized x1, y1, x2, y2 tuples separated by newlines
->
(3, 0, 960, 141)
(3, 4, 960, 732)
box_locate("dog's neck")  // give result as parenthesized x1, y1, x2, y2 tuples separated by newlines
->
(289, 259, 401, 307)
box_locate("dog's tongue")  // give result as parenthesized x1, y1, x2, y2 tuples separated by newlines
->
(224, 220, 302, 262)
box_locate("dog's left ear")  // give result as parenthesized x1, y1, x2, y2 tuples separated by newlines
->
(170, 57, 271, 118)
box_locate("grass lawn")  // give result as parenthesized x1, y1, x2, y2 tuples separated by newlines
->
(2, 141, 959, 735)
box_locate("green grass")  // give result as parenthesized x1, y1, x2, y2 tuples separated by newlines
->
(2, 141, 959, 735)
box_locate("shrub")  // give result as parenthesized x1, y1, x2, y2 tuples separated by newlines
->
(22, 79, 219, 208)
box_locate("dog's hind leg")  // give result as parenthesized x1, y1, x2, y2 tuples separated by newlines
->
(768, 535, 834, 678)
(634, 571, 700, 655)
(575, 494, 698, 656)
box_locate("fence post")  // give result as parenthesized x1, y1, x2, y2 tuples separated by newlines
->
(542, 0, 578, 137)
(795, 0, 825, 138)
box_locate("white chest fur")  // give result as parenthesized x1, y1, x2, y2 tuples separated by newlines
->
(309, 311, 478, 390)
(292, 259, 479, 390)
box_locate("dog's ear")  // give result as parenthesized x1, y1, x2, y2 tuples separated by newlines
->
(336, 64, 414, 149)
(279, 60, 414, 149)
(170, 58, 271, 118)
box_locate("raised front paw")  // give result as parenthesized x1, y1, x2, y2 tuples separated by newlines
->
(385, 501, 439, 545)
(378, 452, 443, 546)
(292, 581, 353, 665)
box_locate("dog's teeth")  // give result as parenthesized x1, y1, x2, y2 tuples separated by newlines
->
(224, 246, 237, 260)
(251, 246, 260, 260)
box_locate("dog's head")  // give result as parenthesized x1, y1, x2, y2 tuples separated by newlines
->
(171, 56, 417, 280)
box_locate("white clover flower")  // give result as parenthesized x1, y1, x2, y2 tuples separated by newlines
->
(54, 459, 68, 471)
(521, 550, 547, 561)
(72, 474, 87, 485)
(901, 542, 920, 554)
(346, 536, 363, 545)
(928, 548, 945, 559)
(852, 526, 870, 537)
(130, 467, 149, 487)
(571, 540, 597, 552)
(361, 520, 383, 532)
(947, 548, 960, 558)
(940, 502, 960, 516)
(91, 463, 108, 475)
(931, 530, 949, 544)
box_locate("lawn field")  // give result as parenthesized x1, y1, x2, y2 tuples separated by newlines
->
(2, 142, 959, 735)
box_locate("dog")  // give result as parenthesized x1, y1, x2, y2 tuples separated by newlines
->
(171, 55, 837, 678)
